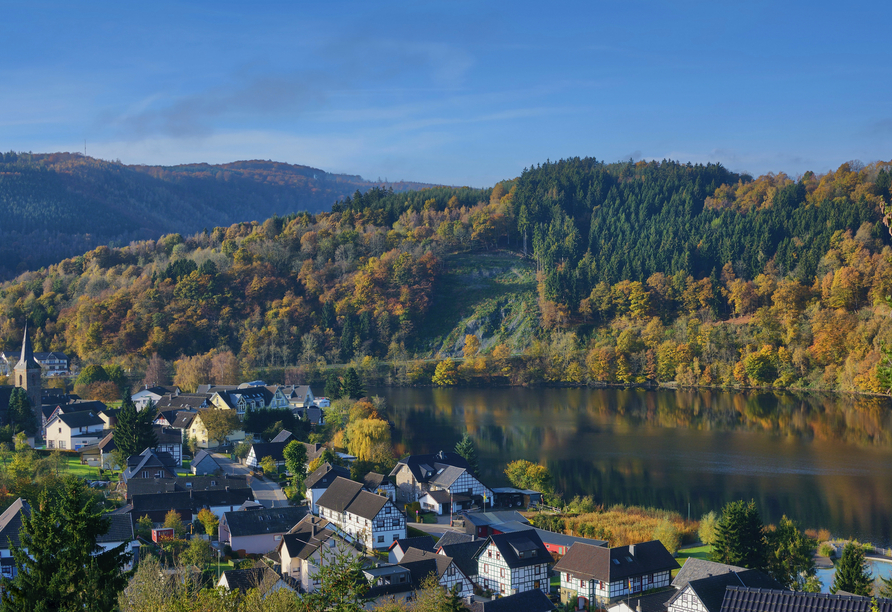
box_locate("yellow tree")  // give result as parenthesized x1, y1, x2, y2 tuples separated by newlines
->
(346, 418, 391, 461)
(432, 359, 458, 386)
(462, 335, 481, 358)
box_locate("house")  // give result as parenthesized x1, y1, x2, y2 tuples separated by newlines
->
(666, 569, 784, 612)
(0, 498, 30, 578)
(553, 541, 679, 607)
(389, 451, 473, 502)
(420, 490, 455, 516)
(363, 472, 397, 501)
(388, 535, 436, 563)
(191, 449, 222, 475)
(491, 487, 543, 509)
(42, 400, 108, 440)
(363, 564, 415, 606)
(97, 514, 140, 572)
(45, 410, 106, 450)
(153, 425, 183, 466)
(219, 506, 309, 555)
(425, 465, 492, 511)
(153, 394, 210, 412)
(399, 547, 474, 597)
(246, 441, 289, 470)
(277, 515, 361, 593)
(315, 476, 407, 550)
(125, 487, 255, 523)
(270, 430, 293, 443)
(273, 385, 314, 409)
(305, 462, 352, 515)
(469, 589, 557, 612)
(187, 409, 246, 448)
(474, 529, 552, 597)
(462, 510, 532, 539)
(672, 559, 747, 589)
(210, 385, 273, 420)
(132, 385, 182, 410)
(124, 473, 249, 501)
(217, 565, 294, 596)
(294, 405, 324, 426)
(439, 540, 484, 585)
(719, 587, 892, 612)
(33, 351, 70, 376)
(78, 431, 118, 469)
(534, 530, 607, 557)
(122, 448, 179, 483)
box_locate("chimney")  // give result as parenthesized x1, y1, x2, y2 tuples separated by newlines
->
(629, 544, 635, 556)
(311, 524, 316, 537)
(225, 486, 230, 492)
(637, 601, 642, 612)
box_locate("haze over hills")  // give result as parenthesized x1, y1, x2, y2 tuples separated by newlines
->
(0, 151, 439, 279)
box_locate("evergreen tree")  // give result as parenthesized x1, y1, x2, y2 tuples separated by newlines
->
(712, 500, 767, 570)
(324, 372, 342, 399)
(831, 542, 872, 596)
(341, 368, 363, 399)
(765, 515, 818, 591)
(7, 388, 37, 436)
(113, 394, 157, 458)
(0, 477, 131, 611)
(454, 433, 480, 477)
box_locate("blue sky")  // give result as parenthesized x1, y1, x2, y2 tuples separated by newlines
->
(3, 1, 891, 187)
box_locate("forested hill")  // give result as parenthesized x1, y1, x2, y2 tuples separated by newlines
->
(0, 152, 437, 279)
(2, 156, 892, 397)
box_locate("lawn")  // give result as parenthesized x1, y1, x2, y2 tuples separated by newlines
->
(674, 544, 713, 576)
(63, 456, 101, 479)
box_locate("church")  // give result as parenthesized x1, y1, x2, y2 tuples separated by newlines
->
(0, 325, 43, 431)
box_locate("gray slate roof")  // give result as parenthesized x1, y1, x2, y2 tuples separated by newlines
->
(55, 410, 105, 428)
(130, 488, 255, 513)
(670, 571, 785, 612)
(720, 588, 892, 612)
(398, 547, 456, 586)
(220, 565, 282, 594)
(97, 514, 135, 543)
(305, 462, 351, 490)
(389, 451, 470, 484)
(553, 540, 679, 582)
(673, 558, 747, 589)
(475, 530, 551, 569)
(316, 476, 393, 520)
(471, 589, 556, 612)
(439, 541, 483, 578)
(0, 498, 30, 549)
(223, 506, 309, 538)
(391, 535, 436, 554)
(436, 531, 474, 548)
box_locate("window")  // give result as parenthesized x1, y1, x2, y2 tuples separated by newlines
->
(534, 580, 540, 589)
(385, 506, 391, 514)
(500, 568, 504, 577)
(612, 559, 620, 565)
(580, 579, 585, 587)
(59, 428, 62, 433)
(488, 550, 492, 558)
(391, 519, 400, 528)
(275, 535, 282, 541)
(393, 534, 399, 541)
(60, 441, 66, 449)
(378, 535, 385, 543)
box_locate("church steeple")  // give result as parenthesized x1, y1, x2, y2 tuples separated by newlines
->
(13, 323, 42, 418)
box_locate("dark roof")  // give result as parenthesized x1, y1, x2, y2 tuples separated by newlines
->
(171, 411, 197, 429)
(130, 488, 255, 513)
(280, 516, 343, 561)
(389, 451, 470, 484)
(348, 490, 390, 520)
(153, 425, 182, 444)
(305, 463, 351, 490)
(125, 474, 248, 499)
(611, 589, 675, 612)
(192, 450, 220, 470)
(669, 571, 785, 612)
(249, 441, 288, 463)
(399, 547, 455, 586)
(316, 477, 364, 513)
(436, 531, 474, 548)
(154, 394, 209, 410)
(97, 513, 135, 543)
(0, 498, 30, 549)
(220, 566, 282, 594)
(440, 541, 483, 578)
(673, 558, 747, 589)
(304, 443, 325, 461)
(362, 472, 391, 490)
(223, 506, 309, 538)
(55, 410, 105, 428)
(139, 386, 181, 396)
(122, 448, 178, 482)
(391, 536, 436, 554)
(720, 588, 892, 612)
(475, 530, 551, 569)
(428, 465, 468, 488)
(534, 528, 607, 549)
(472, 589, 556, 612)
(14, 324, 40, 370)
(270, 430, 292, 443)
(553, 540, 678, 582)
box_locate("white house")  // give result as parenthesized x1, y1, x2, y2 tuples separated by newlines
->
(553, 541, 678, 608)
(277, 515, 361, 593)
(45, 410, 106, 451)
(132, 385, 181, 410)
(399, 547, 474, 597)
(305, 463, 352, 515)
(316, 477, 407, 550)
(474, 530, 551, 598)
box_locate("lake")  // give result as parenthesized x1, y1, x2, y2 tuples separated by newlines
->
(372, 386, 892, 547)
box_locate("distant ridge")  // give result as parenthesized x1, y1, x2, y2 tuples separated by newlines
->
(0, 151, 439, 279)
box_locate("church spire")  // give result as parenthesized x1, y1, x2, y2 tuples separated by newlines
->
(15, 323, 39, 370)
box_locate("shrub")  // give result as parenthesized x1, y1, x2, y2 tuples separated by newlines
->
(819, 543, 834, 557)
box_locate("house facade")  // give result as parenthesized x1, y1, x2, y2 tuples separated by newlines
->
(305, 463, 352, 515)
(278, 516, 361, 593)
(389, 451, 472, 503)
(46, 410, 106, 450)
(474, 531, 551, 597)
(553, 541, 678, 607)
(316, 477, 407, 550)
(399, 547, 474, 597)
(219, 506, 308, 555)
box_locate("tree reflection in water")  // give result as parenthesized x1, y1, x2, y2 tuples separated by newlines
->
(377, 386, 892, 547)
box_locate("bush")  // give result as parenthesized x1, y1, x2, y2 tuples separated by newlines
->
(819, 543, 834, 557)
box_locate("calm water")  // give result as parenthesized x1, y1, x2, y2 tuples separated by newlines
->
(372, 386, 892, 547)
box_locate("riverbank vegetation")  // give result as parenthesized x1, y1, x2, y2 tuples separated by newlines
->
(1, 158, 892, 398)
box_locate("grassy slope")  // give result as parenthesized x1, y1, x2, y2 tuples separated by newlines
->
(424, 250, 538, 357)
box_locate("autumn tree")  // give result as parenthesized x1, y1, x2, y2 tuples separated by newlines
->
(463, 334, 481, 358)
(259, 455, 278, 475)
(163, 510, 186, 538)
(346, 418, 391, 461)
(199, 409, 240, 447)
(504, 460, 553, 496)
(142, 353, 172, 386)
(196, 508, 218, 540)
(432, 359, 458, 386)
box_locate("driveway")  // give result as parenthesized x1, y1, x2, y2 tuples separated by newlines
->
(212, 453, 289, 508)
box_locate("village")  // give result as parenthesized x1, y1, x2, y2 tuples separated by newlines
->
(0, 327, 884, 612)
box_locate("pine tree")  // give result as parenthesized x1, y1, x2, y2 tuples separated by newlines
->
(341, 367, 363, 399)
(7, 388, 37, 436)
(0, 477, 131, 611)
(324, 372, 342, 399)
(712, 500, 767, 570)
(454, 433, 480, 477)
(113, 394, 157, 458)
(831, 542, 872, 596)
(765, 515, 817, 591)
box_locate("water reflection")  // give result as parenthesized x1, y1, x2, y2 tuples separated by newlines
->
(375, 386, 892, 546)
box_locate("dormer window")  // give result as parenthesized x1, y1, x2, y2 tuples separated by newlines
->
(625, 556, 634, 562)
(612, 559, 620, 565)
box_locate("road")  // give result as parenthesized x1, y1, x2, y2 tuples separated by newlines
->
(212, 453, 289, 508)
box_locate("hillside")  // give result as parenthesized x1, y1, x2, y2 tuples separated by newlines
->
(0, 152, 437, 279)
(2, 156, 892, 396)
